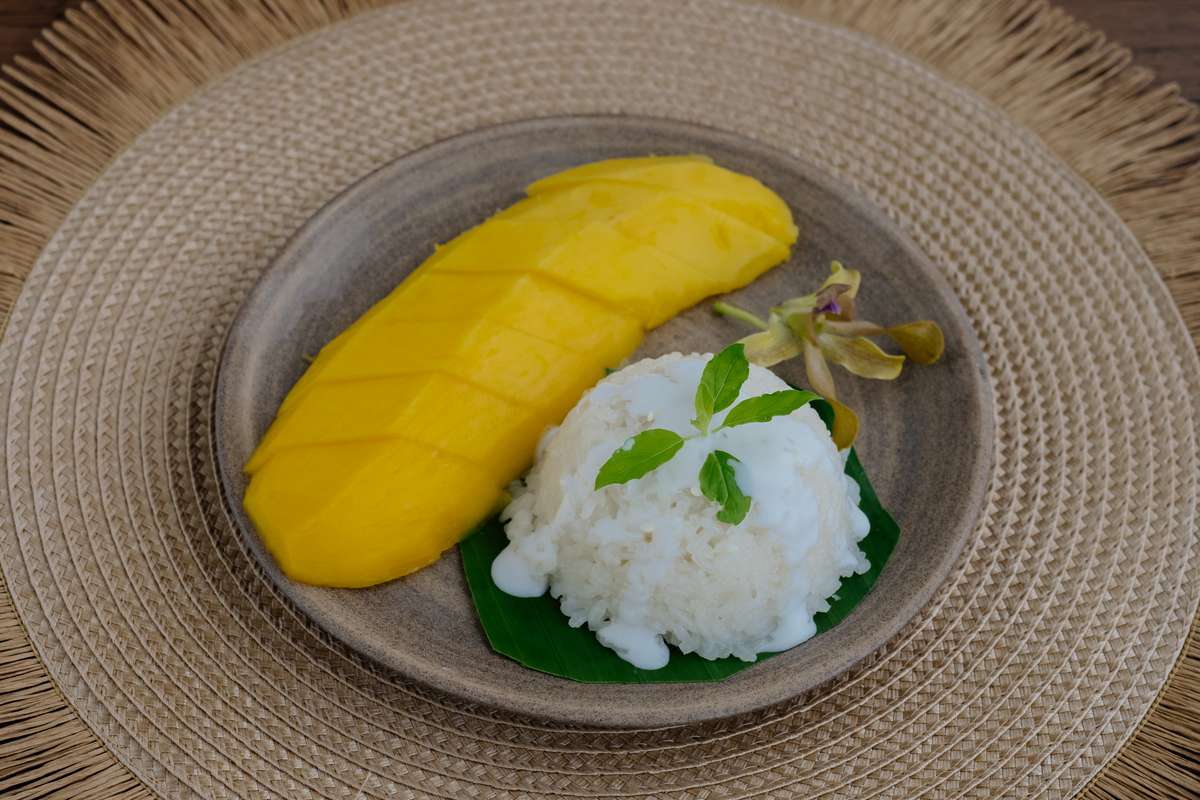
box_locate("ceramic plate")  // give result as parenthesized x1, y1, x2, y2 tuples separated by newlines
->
(215, 116, 994, 728)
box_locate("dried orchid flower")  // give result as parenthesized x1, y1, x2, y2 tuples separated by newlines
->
(712, 261, 944, 450)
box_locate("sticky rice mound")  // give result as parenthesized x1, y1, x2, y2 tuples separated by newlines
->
(492, 353, 870, 669)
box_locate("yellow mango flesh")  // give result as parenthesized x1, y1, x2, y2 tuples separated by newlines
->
(283, 318, 605, 419)
(279, 272, 639, 414)
(613, 193, 789, 290)
(246, 156, 797, 587)
(246, 374, 548, 480)
(380, 270, 643, 366)
(528, 156, 797, 244)
(493, 181, 660, 225)
(245, 440, 498, 587)
(432, 220, 711, 327)
(430, 194, 785, 327)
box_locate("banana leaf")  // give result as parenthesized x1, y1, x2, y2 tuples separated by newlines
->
(458, 399, 899, 683)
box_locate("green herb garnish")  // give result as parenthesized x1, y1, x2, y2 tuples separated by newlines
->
(594, 429, 685, 489)
(692, 342, 750, 433)
(721, 388, 816, 428)
(698, 450, 751, 524)
(593, 344, 816, 523)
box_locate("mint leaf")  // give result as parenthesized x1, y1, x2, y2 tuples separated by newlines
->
(595, 429, 686, 489)
(698, 450, 751, 524)
(693, 343, 750, 433)
(720, 389, 818, 429)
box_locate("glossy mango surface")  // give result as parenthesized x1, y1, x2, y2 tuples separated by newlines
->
(245, 156, 797, 587)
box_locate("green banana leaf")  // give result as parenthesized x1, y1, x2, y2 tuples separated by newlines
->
(459, 399, 899, 683)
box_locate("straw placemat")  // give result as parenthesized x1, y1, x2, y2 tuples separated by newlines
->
(0, 1, 1197, 798)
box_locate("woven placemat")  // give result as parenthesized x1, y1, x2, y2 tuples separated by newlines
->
(1, 1, 1198, 798)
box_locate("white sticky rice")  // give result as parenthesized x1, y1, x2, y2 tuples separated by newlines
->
(492, 353, 870, 669)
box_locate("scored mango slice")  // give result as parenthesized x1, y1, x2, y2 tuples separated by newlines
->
(247, 374, 549, 481)
(246, 155, 798, 587)
(246, 440, 499, 587)
(528, 155, 797, 244)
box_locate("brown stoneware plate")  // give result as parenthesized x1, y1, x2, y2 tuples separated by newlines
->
(215, 116, 994, 728)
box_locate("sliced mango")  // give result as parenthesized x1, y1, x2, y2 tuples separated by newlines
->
(614, 192, 789, 292)
(493, 181, 659, 225)
(376, 270, 643, 367)
(282, 271, 637, 415)
(245, 155, 798, 587)
(245, 440, 498, 587)
(424, 217, 568, 272)
(429, 199, 785, 328)
(247, 373, 548, 479)
(529, 157, 797, 244)
(434, 220, 713, 327)
(278, 317, 604, 422)
(538, 224, 724, 327)
(283, 300, 393, 405)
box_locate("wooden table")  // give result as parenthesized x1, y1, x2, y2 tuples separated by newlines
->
(2, 0, 1198, 103)
(3, 1, 1199, 103)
